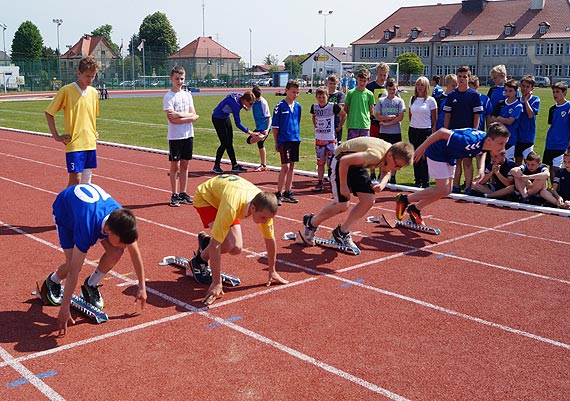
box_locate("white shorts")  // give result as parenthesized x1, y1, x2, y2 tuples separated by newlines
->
(427, 157, 456, 180)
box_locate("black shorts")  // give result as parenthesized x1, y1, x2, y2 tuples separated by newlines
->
(515, 142, 533, 158)
(169, 137, 194, 161)
(543, 149, 565, 168)
(379, 133, 402, 145)
(278, 141, 300, 164)
(330, 155, 374, 203)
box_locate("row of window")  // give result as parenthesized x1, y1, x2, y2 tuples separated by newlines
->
(431, 64, 570, 79)
(359, 42, 570, 59)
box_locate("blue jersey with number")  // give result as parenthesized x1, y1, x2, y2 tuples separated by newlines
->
(425, 128, 487, 165)
(52, 184, 121, 253)
(546, 101, 570, 150)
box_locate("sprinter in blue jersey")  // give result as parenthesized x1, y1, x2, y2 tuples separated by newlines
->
(395, 122, 510, 226)
(45, 183, 147, 336)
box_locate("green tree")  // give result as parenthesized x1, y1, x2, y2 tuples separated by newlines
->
(263, 54, 279, 66)
(91, 24, 119, 54)
(11, 21, 44, 61)
(395, 52, 424, 84)
(139, 12, 178, 71)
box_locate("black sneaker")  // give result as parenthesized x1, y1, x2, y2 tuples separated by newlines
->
(169, 194, 181, 207)
(81, 277, 104, 310)
(212, 165, 224, 174)
(44, 272, 62, 306)
(275, 192, 282, 206)
(331, 225, 357, 249)
(231, 165, 247, 173)
(190, 255, 213, 285)
(282, 190, 299, 203)
(178, 192, 193, 204)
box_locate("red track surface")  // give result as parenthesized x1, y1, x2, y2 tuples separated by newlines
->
(1, 128, 569, 400)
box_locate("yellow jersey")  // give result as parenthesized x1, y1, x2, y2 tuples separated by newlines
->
(194, 175, 274, 243)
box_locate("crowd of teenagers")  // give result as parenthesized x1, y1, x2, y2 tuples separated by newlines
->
(41, 56, 570, 334)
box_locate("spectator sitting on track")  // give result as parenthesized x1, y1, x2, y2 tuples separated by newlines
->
(45, 56, 100, 187)
(510, 151, 553, 205)
(548, 150, 570, 208)
(191, 175, 288, 305)
(299, 138, 414, 250)
(43, 183, 147, 336)
(395, 122, 510, 227)
(471, 150, 517, 199)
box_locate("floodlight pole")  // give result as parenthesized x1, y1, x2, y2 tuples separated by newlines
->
(1, 23, 7, 63)
(317, 10, 333, 47)
(53, 19, 63, 81)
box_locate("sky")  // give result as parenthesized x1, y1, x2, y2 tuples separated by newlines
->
(0, 0, 458, 65)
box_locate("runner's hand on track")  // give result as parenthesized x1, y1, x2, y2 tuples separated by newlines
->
(202, 283, 224, 305)
(57, 306, 75, 337)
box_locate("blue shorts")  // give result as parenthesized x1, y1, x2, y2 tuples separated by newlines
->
(66, 150, 97, 173)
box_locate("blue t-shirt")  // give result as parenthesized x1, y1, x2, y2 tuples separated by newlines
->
(554, 168, 570, 201)
(545, 101, 570, 151)
(498, 99, 523, 146)
(517, 95, 540, 143)
(488, 86, 506, 110)
(435, 93, 448, 130)
(52, 184, 121, 253)
(252, 97, 270, 131)
(483, 155, 517, 190)
(443, 88, 483, 129)
(212, 94, 249, 132)
(432, 85, 444, 99)
(272, 99, 302, 145)
(425, 128, 487, 165)
(477, 93, 493, 131)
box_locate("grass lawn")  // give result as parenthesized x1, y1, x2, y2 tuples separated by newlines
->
(0, 87, 557, 186)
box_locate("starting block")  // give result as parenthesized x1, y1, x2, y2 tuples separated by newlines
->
(35, 280, 108, 324)
(367, 214, 441, 235)
(287, 231, 361, 255)
(159, 256, 241, 287)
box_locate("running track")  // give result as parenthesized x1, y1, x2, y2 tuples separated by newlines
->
(0, 128, 569, 400)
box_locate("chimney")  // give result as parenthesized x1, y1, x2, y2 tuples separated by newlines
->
(530, 0, 545, 10)
(462, 0, 487, 13)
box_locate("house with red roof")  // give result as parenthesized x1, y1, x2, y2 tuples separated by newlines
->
(351, 0, 570, 84)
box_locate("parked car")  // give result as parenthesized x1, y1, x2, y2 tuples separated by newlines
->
(535, 76, 551, 87)
(258, 78, 272, 87)
(295, 78, 307, 87)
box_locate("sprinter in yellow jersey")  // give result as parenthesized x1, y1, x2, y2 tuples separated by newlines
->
(192, 175, 288, 304)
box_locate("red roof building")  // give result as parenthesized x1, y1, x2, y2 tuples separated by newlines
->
(60, 35, 119, 85)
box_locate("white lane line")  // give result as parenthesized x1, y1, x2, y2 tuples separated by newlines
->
(0, 346, 66, 401)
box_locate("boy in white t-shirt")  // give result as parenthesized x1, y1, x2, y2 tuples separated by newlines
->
(163, 66, 199, 207)
(310, 86, 346, 192)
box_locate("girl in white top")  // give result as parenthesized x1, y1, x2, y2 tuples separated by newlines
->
(408, 76, 437, 188)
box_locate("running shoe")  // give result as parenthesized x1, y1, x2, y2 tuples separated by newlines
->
(253, 164, 267, 172)
(178, 192, 193, 204)
(44, 273, 62, 306)
(212, 165, 224, 174)
(189, 255, 213, 285)
(81, 277, 104, 310)
(169, 194, 181, 207)
(312, 181, 324, 193)
(331, 225, 357, 249)
(197, 231, 211, 254)
(275, 192, 282, 206)
(407, 204, 426, 226)
(395, 193, 409, 220)
(299, 214, 317, 246)
(231, 165, 247, 173)
(282, 190, 299, 203)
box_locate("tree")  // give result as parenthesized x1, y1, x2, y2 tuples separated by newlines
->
(139, 12, 178, 71)
(91, 24, 119, 54)
(263, 54, 279, 66)
(11, 21, 44, 61)
(395, 52, 424, 84)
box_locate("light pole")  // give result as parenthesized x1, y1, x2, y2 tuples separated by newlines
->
(317, 10, 333, 47)
(249, 28, 252, 70)
(1, 23, 7, 63)
(52, 19, 63, 81)
(289, 50, 292, 78)
(140, 39, 146, 88)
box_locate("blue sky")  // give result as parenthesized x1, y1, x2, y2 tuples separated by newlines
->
(1, 0, 458, 65)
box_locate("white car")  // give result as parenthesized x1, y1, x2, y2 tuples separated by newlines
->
(295, 78, 307, 87)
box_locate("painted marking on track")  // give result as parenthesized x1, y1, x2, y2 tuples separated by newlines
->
(507, 231, 523, 237)
(341, 279, 365, 287)
(207, 316, 242, 328)
(7, 370, 58, 388)
(436, 252, 456, 259)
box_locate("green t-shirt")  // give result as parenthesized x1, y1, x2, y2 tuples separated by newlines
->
(345, 88, 375, 129)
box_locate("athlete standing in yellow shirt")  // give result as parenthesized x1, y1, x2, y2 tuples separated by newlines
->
(192, 175, 288, 304)
(45, 56, 100, 187)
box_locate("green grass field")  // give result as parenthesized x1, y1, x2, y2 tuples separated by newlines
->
(0, 87, 557, 185)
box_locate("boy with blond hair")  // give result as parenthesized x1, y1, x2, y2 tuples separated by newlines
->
(487, 64, 507, 110)
(45, 56, 100, 187)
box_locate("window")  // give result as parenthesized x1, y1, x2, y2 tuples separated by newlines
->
(546, 43, 554, 55)
(384, 31, 391, 40)
(394, 47, 400, 57)
(484, 45, 491, 56)
(539, 23, 549, 35)
(423, 46, 430, 58)
(462, 45, 468, 56)
(360, 48, 366, 58)
(423, 65, 430, 76)
(566, 43, 570, 55)
(440, 29, 447, 38)
(381, 47, 388, 58)
(436, 65, 444, 75)
(437, 46, 444, 57)
(554, 65, 562, 76)
(470, 45, 477, 57)
(521, 44, 528, 56)
(565, 65, 570, 76)
(445, 45, 451, 57)
(453, 46, 460, 56)
(412, 30, 418, 39)
(535, 65, 543, 76)
(492, 45, 500, 56)
(502, 44, 509, 56)
(511, 44, 518, 56)
(536, 44, 543, 55)
(556, 43, 563, 55)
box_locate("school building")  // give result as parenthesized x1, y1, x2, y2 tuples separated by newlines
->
(351, 0, 570, 84)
